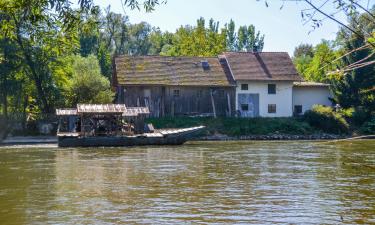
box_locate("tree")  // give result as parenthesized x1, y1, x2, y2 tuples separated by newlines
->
(0, 0, 162, 114)
(331, 9, 375, 113)
(293, 44, 314, 58)
(65, 55, 114, 106)
(225, 20, 237, 51)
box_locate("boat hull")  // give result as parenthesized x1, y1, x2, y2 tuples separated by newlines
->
(58, 126, 204, 147)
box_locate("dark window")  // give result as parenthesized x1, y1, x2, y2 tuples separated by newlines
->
(173, 89, 180, 97)
(241, 104, 249, 111)
(201, 61, 210, 71)
(268, 104, 276, 113)
(268, 84, 276, 94)
(241, 84, 248, 90)
(294, 105, 303, 115)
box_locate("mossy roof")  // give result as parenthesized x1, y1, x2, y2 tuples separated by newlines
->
(222, 52, 302, 81)
(114, 55, 235, 87)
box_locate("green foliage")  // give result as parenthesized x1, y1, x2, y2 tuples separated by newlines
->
(65, 55, 114, 106)
(346, 107, 372, 126)
(147, 117, 314, 136)
(304, 105, 349, 134)
(162, 17, 227, 57)
(294, 41, 339, 82)
(293, 44, 314, 58)
(360, 117, 375, 134)
(330, 9, 375, 112)
(157, 17, 265, 57)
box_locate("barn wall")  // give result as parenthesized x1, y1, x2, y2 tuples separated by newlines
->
(118, 85, 235, 117)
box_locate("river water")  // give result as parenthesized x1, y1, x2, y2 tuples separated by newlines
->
(0, 140, 374, 224)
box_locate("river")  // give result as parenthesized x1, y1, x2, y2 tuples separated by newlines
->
(0, 140, 374, 224)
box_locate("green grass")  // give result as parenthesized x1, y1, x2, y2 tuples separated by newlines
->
(146, 116, 316, 136)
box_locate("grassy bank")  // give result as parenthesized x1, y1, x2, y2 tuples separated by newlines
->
(147, 117, 318, 136)
(147, 106, 374, 138)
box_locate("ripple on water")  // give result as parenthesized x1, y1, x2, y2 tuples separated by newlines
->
(0, 140, 374, 224)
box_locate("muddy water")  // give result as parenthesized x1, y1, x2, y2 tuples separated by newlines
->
(0, 141, 374, 224)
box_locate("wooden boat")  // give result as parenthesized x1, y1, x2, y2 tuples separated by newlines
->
(57, 126, 205, 147)
(56, 104, 204, 147)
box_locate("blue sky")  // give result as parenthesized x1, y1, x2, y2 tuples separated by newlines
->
(93, 0, 372, 55)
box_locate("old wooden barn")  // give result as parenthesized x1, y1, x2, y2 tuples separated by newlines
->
(112, 55, 236, 117)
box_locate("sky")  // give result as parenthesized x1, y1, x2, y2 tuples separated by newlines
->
(92, 0, 373, 55)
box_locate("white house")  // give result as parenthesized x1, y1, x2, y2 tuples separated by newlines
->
(221, 52, 333, 117)
(292, 82, 333, 115)
(221, 52, 302, 117)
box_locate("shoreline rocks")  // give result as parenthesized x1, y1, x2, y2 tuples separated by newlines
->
(197, 133, 349, 141)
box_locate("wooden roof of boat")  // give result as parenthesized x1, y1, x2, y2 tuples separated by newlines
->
(56, 104, 150, 116)
(77, 104, 127, 114)
(56, 109, 78, 116)
(123, 107, 150, 116)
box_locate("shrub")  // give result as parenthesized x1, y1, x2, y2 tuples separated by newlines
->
(360, 117, 375, 134)
(351, 107, 371, 126)
(304, 105, 349, 134)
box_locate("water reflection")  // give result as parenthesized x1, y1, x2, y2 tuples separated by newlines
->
(0, 141, 374, 224)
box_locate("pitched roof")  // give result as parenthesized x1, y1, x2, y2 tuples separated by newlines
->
(113, 55, 235, 87)
(221, 52, 302, 81)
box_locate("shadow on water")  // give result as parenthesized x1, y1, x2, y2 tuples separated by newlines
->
(0, 140, 374, 224)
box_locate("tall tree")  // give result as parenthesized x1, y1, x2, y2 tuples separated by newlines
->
(331, 9, 375, 113)
(65, 55, 114, 106)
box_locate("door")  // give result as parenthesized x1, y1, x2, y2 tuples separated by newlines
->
(238, 93, 259, 117)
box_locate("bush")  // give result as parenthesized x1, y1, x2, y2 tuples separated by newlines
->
(304, 105, 349, 134)
(360, 117, 375, 134)
(351, 107, 371, 126)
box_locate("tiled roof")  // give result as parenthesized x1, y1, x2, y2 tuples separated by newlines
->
(221, 52, 302, 81)
(114, 55, 235, 86)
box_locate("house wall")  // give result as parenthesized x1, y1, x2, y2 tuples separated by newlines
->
(292, 86, 332, 114)
(118, 85, 235, 117)
(236, 81, 294, 117)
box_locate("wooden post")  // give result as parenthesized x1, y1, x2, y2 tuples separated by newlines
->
(171, 100, 175, 117)
(227, 92, 232, 117)
(210, 89, 217, 118)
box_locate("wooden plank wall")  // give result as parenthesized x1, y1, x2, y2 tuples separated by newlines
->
(118, 85, 235, 117)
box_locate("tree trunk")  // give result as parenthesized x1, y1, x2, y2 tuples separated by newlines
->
(1, 76, 8, 119)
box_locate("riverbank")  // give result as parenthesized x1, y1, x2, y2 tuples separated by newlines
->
(147, 116, 350, 137)
(197, 133, 349, 141)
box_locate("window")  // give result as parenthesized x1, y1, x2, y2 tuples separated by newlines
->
(268, 104, 276, 113)
(241, 104, 249, 111)
(241, 84, 248, 90)
(173, 89, 180, 97)
(294, 105, 303, 115)
(268, 84, 276, 94)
